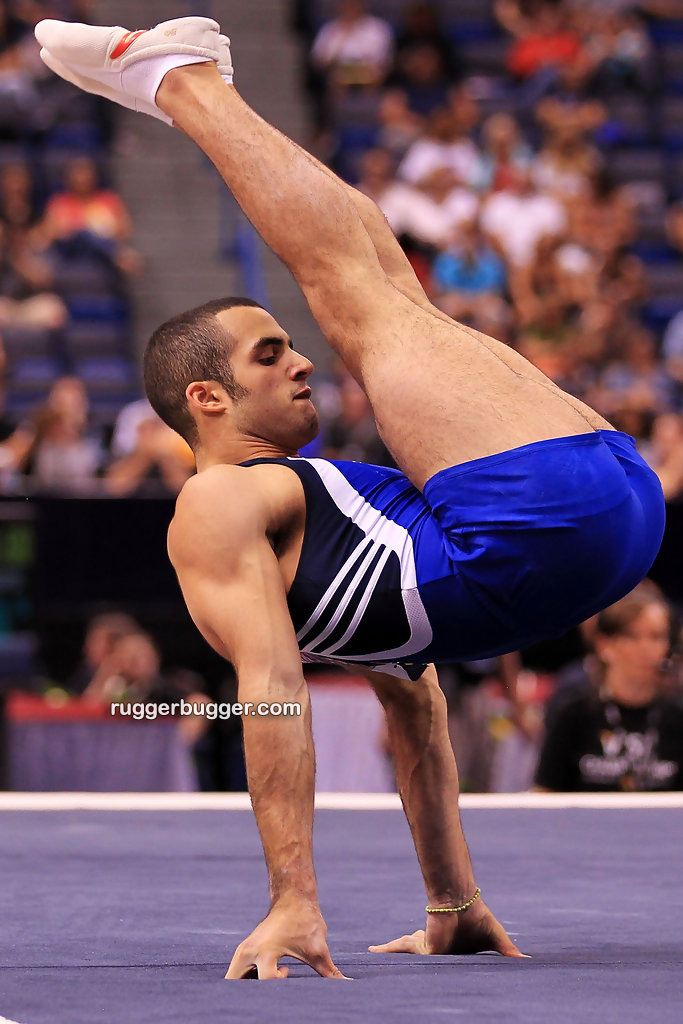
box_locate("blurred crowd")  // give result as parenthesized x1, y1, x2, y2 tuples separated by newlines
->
(0, 0, 173, 495)
(292, 0, 683, 505)
(291, 0, 683, 792)
(2, 0, 683, 792)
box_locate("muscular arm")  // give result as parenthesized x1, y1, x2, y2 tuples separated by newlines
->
(168, 467, 344, 979)
(362, 665, 476, 907)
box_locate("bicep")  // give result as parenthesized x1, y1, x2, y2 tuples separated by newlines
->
(176, 541, 302, 680)
(169, 477, 303, 684)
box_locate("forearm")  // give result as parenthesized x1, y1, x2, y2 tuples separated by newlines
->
(240, 673, 319, 906)
(376, 672, 476, 905)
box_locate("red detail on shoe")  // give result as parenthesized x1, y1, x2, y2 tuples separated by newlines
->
(111, 30, 146, 60)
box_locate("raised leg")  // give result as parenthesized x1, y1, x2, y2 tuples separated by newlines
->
(156, 67, 609, 487)
(301, 146, 612, 435)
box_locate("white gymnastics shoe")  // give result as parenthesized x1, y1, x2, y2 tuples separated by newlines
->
(35, 17, 222, 124)
(218, 35, 234, 83)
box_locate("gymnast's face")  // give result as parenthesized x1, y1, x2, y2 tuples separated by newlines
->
(215, 305, 319, 451)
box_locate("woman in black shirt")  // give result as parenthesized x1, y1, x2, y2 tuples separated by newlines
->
(535, 581, 683, 791)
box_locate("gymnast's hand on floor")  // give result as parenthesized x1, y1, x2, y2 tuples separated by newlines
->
(368, 898, 529, 958)
(225, 893, 350, 980)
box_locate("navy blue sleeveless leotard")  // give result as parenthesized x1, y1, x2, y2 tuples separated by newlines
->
(243, 430, 665, 679)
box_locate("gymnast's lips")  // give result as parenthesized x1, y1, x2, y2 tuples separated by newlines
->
(293, 387, 312, 400)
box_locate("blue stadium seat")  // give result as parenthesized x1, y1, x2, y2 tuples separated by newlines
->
(658, 97, 683, 149)
(39, 150, 110, 194)
(649, 20, 683, 45)
(447, 21, 498, 44)
(4, 393, 45, 420)
(88, 393, 140, 429)
(74, 356, 136, 394)
(8, 356, 62, 392)
(659, 43, 683, 94)
(597, 98, 652, 148)
(64, 322, 129, 359)
(641, 261, 683, 330)
(1, 326, 57, 359)
(666, 151, 683, 197)
(44, 124, 102, 151)
(65, 295, 128, 323)
(461, 36, 508, 76)
(54, 258, 117, 298)
(607, 147, 667, 187)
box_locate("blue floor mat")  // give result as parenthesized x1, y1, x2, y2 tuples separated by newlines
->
(1, 806, 682, 1023)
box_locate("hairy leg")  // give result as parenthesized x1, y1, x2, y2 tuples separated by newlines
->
(158, 67, 608, 487)
(364, 666, 523, 956)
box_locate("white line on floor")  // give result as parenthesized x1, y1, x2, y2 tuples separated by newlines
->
(0, 792, 681, 811)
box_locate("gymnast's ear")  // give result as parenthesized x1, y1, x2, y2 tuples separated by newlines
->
(185, 380, 231, 416)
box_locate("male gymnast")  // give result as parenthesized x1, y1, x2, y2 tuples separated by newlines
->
(35, 17, 666, 980)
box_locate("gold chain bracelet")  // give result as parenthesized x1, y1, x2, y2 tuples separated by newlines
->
(425, 887, 481, 914)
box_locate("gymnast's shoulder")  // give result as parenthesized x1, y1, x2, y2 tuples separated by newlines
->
(168, 462, 304, 566)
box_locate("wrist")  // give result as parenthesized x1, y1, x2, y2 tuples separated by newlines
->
(426, 880, 477, 909)
(270, 882, 319, 909)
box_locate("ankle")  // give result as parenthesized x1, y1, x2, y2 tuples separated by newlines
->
(156, 60, 225, 114)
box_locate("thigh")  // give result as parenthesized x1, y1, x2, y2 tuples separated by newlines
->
(305, 266, 607, 490)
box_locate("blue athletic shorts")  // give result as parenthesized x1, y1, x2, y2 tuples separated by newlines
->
(420, 430, 666, 660)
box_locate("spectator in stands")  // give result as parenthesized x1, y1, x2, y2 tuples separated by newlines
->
(311, 0, 393, 91)
(662, 309, 683, 395)
(0, 219, 67, 329)
(105, 411, 194, 497)
(0, 163, 40, 234)
(378, 28, 465, 158)
(43, 156, 140, 275)
(26, 375, 101, 493)
(597, 326, 676, 418)
(377, 87, 425, 157)
(476, 113, 534, 193)
(666, 199, 683, 254)
(357, 147, 478, 252)
(85, 628, 209, 745)
(322, 367, 391, 465)
(398, 105, 483, 191)
(387, 42, 452, 120)
(647, 412, 683, 501)
(535, 55, 606, 134)
(532, 116, 601, 198)
(535, 582, 683, 791)
(582, 7, 655, 96)
(598, 246, 647, 314)
(431, 218, 510, 338)
(510, 235, 574, 335)
(0, 1, 44, 138)
(0, 353, 34, 488)
(67, 610, 139, 695)
(568, 167, 636, 258)
(392, 1, 459, 86)
(480, 165, 567, 267)
(496, 0, 582, 83)
(109, 396, 156, 458)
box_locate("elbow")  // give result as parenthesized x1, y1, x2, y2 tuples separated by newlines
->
(237, 665, 307, 705)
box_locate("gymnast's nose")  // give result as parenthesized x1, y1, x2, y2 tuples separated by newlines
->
(291, 351, 314, 380)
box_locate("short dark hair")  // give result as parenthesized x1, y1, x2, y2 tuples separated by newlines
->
(596, 581, 670, 638)
(144, 296, 263, 448)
